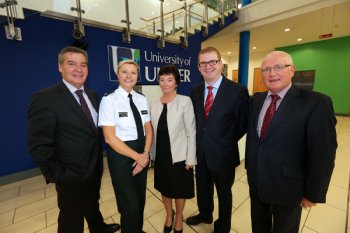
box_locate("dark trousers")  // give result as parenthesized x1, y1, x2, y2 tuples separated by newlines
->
(107, 141, 148, 233)
(195, 162, 235, 233)
(250, 191, 302, 233)
(56, 172, 107, 233)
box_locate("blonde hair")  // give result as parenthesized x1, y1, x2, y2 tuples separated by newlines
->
(116, 59, 139, 75)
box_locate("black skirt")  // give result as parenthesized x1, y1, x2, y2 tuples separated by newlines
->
(154, 103, 194, 199)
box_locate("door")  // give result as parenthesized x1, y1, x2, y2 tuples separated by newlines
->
(253, 68, 267, 94)
(232, 70, 238, 83)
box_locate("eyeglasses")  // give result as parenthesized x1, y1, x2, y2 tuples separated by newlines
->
(198, 60, 221, 67)
(261, 64, 292, 74)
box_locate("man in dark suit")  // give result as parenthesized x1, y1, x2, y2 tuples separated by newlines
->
(245, 50, 337, 233)
(28, 46, 120, 233)
(186, 47, 249, 233)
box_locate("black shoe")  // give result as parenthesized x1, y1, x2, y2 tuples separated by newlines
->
(174, 229, 182, 233)
(106, 223, 121, 232)
(163, 225, 172, 233)
(186, 214, 213, 225)
(164, 209, 175, 233)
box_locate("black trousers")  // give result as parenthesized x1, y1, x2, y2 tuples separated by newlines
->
(56, 170, 107, 233)
(250, 191, 302, 233)
(107, 141, 148, 233)
(195, 162, 235, 233)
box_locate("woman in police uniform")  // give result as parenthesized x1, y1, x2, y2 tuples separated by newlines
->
(99, 59, 152, 233)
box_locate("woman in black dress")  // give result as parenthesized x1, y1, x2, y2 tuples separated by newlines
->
(150, 65, 196, 233)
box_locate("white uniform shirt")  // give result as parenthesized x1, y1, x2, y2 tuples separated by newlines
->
(98, 86, 150, 141)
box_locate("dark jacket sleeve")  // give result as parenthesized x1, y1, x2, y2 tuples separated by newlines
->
(304, 95, 337, 203)
(28, 92, 62, 184)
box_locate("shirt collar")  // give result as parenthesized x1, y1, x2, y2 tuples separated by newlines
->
(205, 75, 223, 90)
(117, 85, 135, 99)
(267, 83, 292, 99)
(62, 79, 84, 93)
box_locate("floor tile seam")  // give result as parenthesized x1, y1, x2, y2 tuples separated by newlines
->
(329, 182, 350, 190)
(13, 204, 57, 224)
(345, 171, 350, 232)
(0, 196, 47, 216)
(0, 210, 16, 230)
(232, 196, 250, 214)
(145, 218, 159, 233)
(0, 211, 46, 231)
(328, 183, 350, 191)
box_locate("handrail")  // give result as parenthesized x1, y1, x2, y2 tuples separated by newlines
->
(140, 1, 202, 23)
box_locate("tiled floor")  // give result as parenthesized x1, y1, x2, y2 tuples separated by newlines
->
(0, 116, 349, 233)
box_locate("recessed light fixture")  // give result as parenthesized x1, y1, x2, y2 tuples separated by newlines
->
(297, 38, 302, 41)
(252, 46, 257, 50)
(284, 28, 291, 32)
(227, 51, 231, 54)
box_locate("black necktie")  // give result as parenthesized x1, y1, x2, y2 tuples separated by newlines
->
(128, 93, 145, 145)
(76, 89, 95, 127)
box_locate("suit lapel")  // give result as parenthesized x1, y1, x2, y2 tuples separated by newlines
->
(58, 82, 97, 133)
(253, 92, 267, 140)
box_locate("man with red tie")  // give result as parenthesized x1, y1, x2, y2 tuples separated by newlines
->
(186, 47, 249, 233)
(245, 51, 337, 233)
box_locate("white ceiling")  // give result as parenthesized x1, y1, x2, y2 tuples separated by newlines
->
(203, 0, 350, 57)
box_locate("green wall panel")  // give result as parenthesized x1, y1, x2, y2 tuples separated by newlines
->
(277, 36, 350, 115)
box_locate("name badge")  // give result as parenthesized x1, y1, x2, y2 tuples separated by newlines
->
(118, 112, 128, 117)
(141, 110, 148, 115)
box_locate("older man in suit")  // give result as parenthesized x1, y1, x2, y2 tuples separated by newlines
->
(186, 47, 249, 233)
(245, 50, 337, 233)
(28, 46, 120, 233)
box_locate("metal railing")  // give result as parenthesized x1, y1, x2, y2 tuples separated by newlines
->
(0, 0, 240, 46)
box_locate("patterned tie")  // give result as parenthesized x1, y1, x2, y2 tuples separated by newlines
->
(260, 94, 280, 140)
(204, 86, 213, 119)
(128, 93, 145, 145)
(75, 90, 95, 127)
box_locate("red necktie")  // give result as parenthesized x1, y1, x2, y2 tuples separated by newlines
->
(204, 86, 213, 119)
(76, 90, 95, 127)
(260, 94, 280, 140)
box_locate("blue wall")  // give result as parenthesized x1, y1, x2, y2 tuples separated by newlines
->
(0, 11, 203, 176)
(0, 9, 236, 176)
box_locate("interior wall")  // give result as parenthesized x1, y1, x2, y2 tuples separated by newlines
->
(277, 35, 350, 115)
(0, 10, 203, 177)
(223, 51, 268, 95)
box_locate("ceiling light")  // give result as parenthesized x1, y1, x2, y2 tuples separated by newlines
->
(297, 38, 302, 41)
(227, 51, 231, 54)
(284, 28, 291, 32)
(252, 46, 257, 50)
(238, 4, 242, 9)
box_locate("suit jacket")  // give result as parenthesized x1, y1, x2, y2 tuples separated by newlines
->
(28, 81, 103, 187)
(245, 84, 337, 205)
(150, 94, 197, 165)
(191, 77, 249, 171)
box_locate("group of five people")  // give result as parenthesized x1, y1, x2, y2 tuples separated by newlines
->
(28, 45, 337, 233)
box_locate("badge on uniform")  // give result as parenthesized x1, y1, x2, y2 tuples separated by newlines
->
(141, 110, 148, 115)
(118, 112, 128, 117)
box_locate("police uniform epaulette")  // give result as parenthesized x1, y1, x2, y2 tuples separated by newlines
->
(103, 90, 115, 96)
(134, 90, 145, 96)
